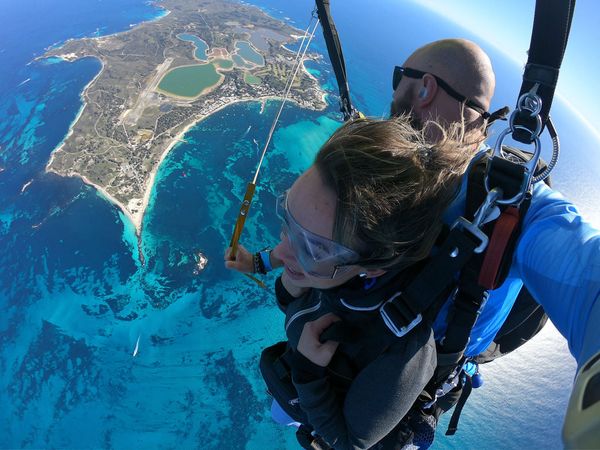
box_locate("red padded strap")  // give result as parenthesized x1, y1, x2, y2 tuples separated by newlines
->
(478, 207, 520, 289)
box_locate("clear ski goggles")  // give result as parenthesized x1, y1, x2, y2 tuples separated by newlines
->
(276, 190, 361, 279)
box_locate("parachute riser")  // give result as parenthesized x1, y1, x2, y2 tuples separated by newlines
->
(227, 13, 320, 290)
(229, 182, 267, 289)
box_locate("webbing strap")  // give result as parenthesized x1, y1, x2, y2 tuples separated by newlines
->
(315, 0, 357, 121)
(229, 182, 267, 289)
(478, 207, 521, 289)
(440, 269, 488, 354)
(434, 161, 527, 366)
(445, 377, 473, 436)
(380, 227, 482, 337)
(405, 229, 481, 306)
(513, 0, 575, 143)
(486, 156, 528, 202)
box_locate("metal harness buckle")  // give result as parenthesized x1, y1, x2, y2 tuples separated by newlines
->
(379, 292, 423, 338)
(486, 85, 544, 206)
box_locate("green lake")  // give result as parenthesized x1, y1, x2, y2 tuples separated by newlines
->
(177, 33, 209, 61)
(214, 59, 234, 70)
(158, 64, 221, 98)
(244, 72, 261, 85)
(235, 41, 264, 66)
(232, 54, 250, 68)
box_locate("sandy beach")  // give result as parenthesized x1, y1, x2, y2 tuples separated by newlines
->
(45, 53, 105, 169)
(136, 93, 325, 232)
(46, 90, 325, 248)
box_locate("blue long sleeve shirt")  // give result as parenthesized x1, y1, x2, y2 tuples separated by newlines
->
(433, 157, 600, 367)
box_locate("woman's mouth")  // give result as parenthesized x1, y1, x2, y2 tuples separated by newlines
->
(284, 265, 305, 280)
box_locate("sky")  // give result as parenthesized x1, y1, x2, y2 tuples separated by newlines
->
(412, 0, 600, 143)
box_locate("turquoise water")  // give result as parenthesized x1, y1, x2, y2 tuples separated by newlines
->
(235, 40, 265, 66)
(177, 33, 209, 61)
(0, 0, 596, 448)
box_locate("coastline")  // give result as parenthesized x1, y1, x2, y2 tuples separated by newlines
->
(45, 54, 105, 170)
(40, 1, 329, 263)
(39, 3, 171, 58)
(137, 93, 323, 231)
(49, 93, 325, 241)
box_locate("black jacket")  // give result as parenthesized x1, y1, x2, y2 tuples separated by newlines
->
(275, 273, 436, 450)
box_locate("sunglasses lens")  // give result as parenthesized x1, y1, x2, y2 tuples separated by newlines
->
(392, 67, 401, 90)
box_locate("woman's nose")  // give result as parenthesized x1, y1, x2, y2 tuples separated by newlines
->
(272, 232, 297, 263)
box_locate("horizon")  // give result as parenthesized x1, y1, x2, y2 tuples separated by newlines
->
(412, 0, 600, 143)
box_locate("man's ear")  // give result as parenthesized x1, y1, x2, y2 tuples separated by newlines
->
(418, 74, 437, 106)
(365, 268, 386, 278)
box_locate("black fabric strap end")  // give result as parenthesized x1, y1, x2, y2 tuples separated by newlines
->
(486, 106, 510, 124)
(523, 63, 560, 89)
(445, 376, 474, 436)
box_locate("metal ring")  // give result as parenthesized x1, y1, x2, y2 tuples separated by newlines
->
(508, 109, 543, 139)
(488, 127, 541, 205)
(517, 91, 543, 117)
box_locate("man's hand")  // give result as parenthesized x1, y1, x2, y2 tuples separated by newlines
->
(297, 313, 341, 367)
(224, 244, 253, 273)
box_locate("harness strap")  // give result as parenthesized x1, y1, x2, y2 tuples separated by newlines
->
(380, 227, 482, 337)
(424, 151, 537, 420)
(445, 376, 473, 436)
(486, 156, 528, 203)
(478, 207, 521, 289)
(439, 267, 488, 354)
(513, 0, 575, 143)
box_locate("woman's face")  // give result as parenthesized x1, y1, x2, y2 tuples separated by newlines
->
(271, 166, 366, 290)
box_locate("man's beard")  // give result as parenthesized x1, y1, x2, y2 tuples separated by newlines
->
(390, 90, 422, 129)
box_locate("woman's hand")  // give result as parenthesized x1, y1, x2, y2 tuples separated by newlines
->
(297, 313, 341, 367)
(224, 244, 253, 273)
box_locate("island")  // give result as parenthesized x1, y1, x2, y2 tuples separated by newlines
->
(43, 0, 326, 245)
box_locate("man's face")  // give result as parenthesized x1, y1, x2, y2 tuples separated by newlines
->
(390, 87, 422, 129)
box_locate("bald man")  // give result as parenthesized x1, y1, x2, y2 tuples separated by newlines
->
(390, 38, 497, 134)
(384, 39, 554, 449)
(389, 41, 599, 450)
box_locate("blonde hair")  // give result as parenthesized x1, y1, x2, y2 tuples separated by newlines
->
(315, 115, 482, 269)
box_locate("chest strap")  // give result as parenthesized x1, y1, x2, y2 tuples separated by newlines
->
(379, 225, 483, 337)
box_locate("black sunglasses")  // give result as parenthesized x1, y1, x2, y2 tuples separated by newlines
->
(392, 66, 490, 119)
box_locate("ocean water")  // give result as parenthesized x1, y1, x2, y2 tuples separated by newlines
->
(0, 0, 594, 448)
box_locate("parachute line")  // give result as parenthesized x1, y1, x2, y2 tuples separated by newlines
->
(227, 12, 320, 287)
(252, 18, 320, 184)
